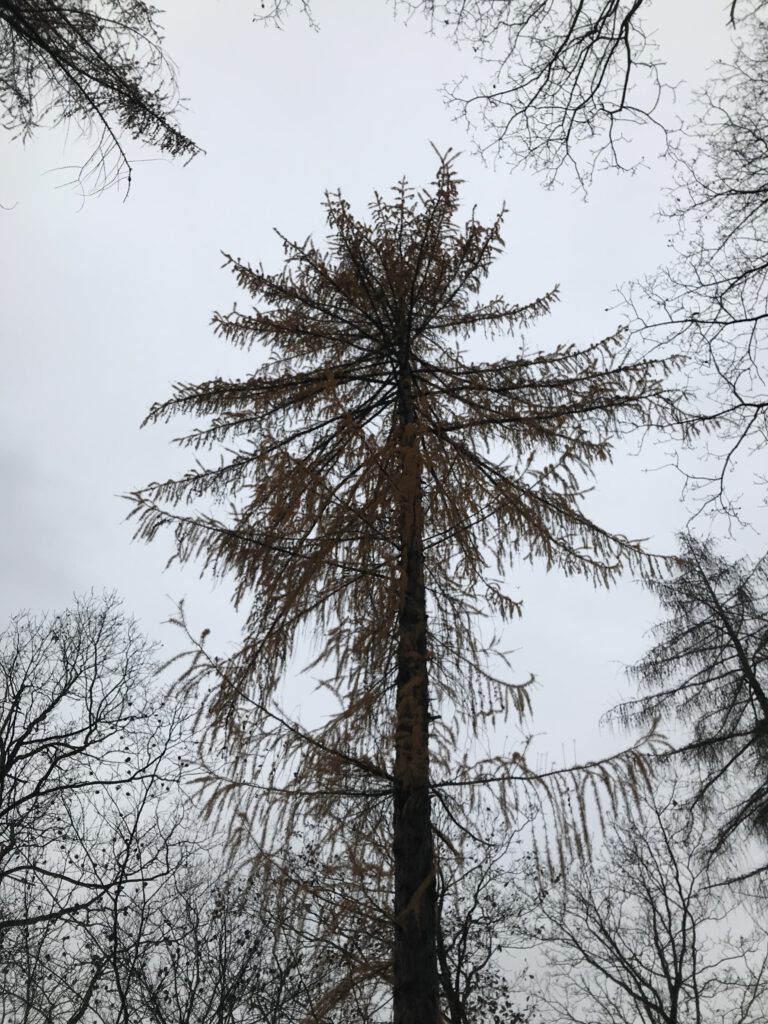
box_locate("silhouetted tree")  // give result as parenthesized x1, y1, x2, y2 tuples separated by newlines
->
(626, 15, 768, 517)
(520, 783, 768, 1024)
(257, 1, 764, 185)
(6, 822, 531, 1023)
(0, 595, 200, 1023)
(103, 852, 312, 1024)
(0, 899, 108, 1024)
(0, 593, 188, 935)
(0, 0, 199, 193)
(610, 534, 768, 881)
(435, 811, 532, 1024)
(132, 154, 676, 1024)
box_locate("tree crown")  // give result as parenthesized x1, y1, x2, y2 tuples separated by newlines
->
(132, 154, 675, 873)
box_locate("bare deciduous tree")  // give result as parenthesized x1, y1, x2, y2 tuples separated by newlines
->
(256, 1, 765, 186)
(132, 154, 676, 1024)
(626, 12, 768, 517)
(0, 594, 191, 930)
(435, 812, 532, 1024)
(104, 852, 311, 1024)
(520, 784, 768, 1024)
(0, 593, 190, 1022)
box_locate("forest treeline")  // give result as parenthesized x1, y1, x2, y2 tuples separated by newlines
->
(2, 2, 768, 1022)
(3, 557, 767, 1021)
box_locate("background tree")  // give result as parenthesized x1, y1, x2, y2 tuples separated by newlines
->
(627, 11, 768, 517)
(1, 821, 535, 1023)
(610, 534, 768, 882)
(0, 0, 200, 193)
(435, 811, 532, 1024)
(101, 849, 312, 1024)
(0, 593, 191, 1021)
(521, 782, 768, 1024)
(0, 902, 108, 1024)
(257, 1, 763, 185)
(131, 154, 676, 1024)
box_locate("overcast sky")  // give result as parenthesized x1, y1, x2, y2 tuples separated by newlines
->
(1, 0, 762, 767)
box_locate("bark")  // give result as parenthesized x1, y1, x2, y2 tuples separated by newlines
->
(392, 363, 439, 1024)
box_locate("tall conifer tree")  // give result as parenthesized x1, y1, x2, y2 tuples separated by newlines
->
(612, 534, 768, 880)
(132, 155, 674, 1024)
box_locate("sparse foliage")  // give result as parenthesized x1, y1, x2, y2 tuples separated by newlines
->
(0, 0, 200, 193)
(435, 814, 532, 1024)
(406, 0, 663, 187)
(109, 852, 313, 1024)
(610, 534, 768, 881)
(257, 1, 766, 186)
(132, 155, 677, 1023)
(521, 783, 768, 1024)
(627, 10, 768, 517)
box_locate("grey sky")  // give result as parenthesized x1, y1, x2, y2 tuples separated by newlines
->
(1, 0, 760, 767)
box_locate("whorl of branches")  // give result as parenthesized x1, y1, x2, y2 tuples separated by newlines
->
(134, 154, 676, 820)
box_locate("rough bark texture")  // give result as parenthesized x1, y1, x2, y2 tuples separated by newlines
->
(392, 366, 439, 1024)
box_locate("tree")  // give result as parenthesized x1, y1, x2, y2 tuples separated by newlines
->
(0, 823, 195, 1024)
(384, 0, 768, 516)
(258, 1, 762, 186)
(131, 154, 676, 1024)
(626, 13, 768, 518)
(113, 839, 395, 1024)
(100, 848, 313, 1024)
(610, 534, 768, 882)
(2, 821, 533, 1023)
(0, 899, 109, 1024)
(0, 594, 200, 1023)
(435, 811, 532, 1024)
(0, 0, 200, 194)
(258, 2, 768, 517)
(520, 783, 768, 1024)
(0, 593, 190, 1006)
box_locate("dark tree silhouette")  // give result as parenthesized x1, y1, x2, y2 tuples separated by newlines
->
(626, 16, 768, 518)
(256, 1, 766, 185)
(435, 812, 532, 1024)
(0, 0, 200, 193)
(103, 852, 312, 1024)
(131, 154, 676, 1024)
(610, 534, 768, 881)
(520, 784, 768, 1024)
(0, 593, 188, 933)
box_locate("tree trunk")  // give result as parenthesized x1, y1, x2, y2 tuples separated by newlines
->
(392, 369, 439, 1024)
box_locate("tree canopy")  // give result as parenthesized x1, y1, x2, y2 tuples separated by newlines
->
(610, 534, 768, 882)
(258, 1, 766, 184)
(0, 0, 199, 193)
(522, 782, 768, 1024)
(132, 154, 677, 1023)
